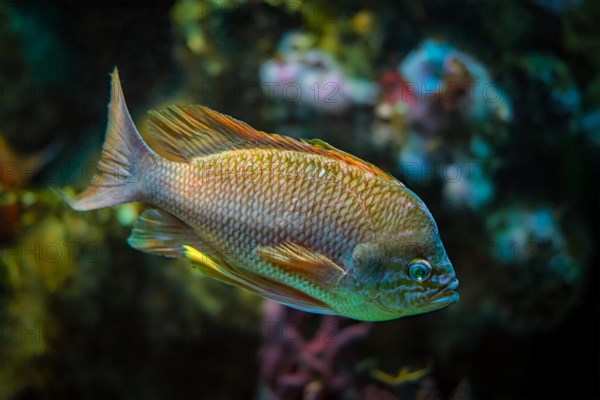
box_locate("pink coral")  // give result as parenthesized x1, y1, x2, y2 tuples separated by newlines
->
(259, 301, 372, 399)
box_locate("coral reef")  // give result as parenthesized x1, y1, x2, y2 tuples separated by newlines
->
(258, 302, 467, 400)
(374, 39, 512, 144)
(259, 31, 378, 112)
(370, 39, 511, 212)
(259, 301, 371, 399)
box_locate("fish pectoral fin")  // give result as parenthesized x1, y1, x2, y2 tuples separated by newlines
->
(257, 242, 346, 286)
(128, 209, 199, 258)
(183, 245, 334, 314)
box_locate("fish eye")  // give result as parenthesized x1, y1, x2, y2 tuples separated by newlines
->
(408, 259, 432, 282)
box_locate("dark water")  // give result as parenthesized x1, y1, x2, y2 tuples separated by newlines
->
(0, 0, 598, 399)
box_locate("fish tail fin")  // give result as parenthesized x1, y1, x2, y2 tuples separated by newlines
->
(65, 68, 154, 211)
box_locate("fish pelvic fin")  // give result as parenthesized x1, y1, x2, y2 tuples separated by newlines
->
(65, 68, 154, 211)
(128, 209, 198, 258)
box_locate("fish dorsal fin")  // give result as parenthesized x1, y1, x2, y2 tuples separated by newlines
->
(148, 105, 401, 183)
(257, 242, 346, 286)
(300, 138, 403, 184)
(148, 105, 306, 160)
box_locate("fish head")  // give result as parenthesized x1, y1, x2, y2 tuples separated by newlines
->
(350, 193, 459, 320)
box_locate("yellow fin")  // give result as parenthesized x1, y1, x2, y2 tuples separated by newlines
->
(183, 245, 223, 273)
(257, 242, 346, 286)
(147, 104, 401, 182)
(371, 360, 433, 386)
(183, 245, 333, 313)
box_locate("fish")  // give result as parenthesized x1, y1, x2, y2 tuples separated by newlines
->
(62, 69, 459, 321)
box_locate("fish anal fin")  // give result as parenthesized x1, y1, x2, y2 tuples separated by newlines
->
(128, 209, 198, 258)
(183, 245, 253, 289)
(183, 245, 333, 314)
(257, 242, 346, 286)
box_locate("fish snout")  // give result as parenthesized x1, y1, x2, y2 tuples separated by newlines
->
(429, 277, 460, 305)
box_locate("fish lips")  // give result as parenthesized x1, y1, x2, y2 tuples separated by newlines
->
(429, 278, 460, 305)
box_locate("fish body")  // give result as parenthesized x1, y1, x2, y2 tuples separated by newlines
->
(65, 69, 458, 321)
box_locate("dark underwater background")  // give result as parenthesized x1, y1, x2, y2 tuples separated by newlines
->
(0, 0, 598, 399)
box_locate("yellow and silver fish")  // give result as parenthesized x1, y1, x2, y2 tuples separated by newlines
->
(65, 69, 459, 321)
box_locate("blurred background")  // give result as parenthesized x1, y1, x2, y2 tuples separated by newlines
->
(0, 0, 598, 399)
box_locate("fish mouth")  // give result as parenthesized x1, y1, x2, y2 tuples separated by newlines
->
(429, 278, 460, 305)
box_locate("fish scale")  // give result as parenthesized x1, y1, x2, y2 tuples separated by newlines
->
(140, 149, 389, 318)
(146, 150, 377, 264)
(65, 69, 459, 321)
